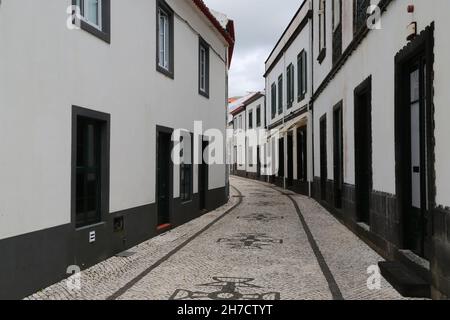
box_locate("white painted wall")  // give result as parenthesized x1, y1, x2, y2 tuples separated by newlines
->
(266, 19, 312, 128)
(0, 0, 229, 240)
(312, 0, 450, 208)
(245, 96, 265, 173)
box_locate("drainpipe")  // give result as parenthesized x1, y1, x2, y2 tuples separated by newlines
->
(282, 52, 287, 190)
(308, 0, 315, 199)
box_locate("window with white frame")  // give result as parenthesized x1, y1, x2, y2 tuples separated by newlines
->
(76, 0, 102, 29)
(157, 0, 174, 76)
(73, 0, 110, 42)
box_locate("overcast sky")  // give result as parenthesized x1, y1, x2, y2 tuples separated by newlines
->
(204, 0, 304, 97)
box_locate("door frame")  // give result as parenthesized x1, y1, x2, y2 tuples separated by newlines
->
(199, 136, 209, 211)
(320, 115, 327, 201)
(287, 133, 294, 187)
(354, 76, 373, 225)
(71, 106, 111, 229)
(155, 125, 174, 228)
(394, 23, 435, 255)
(333, 101, 344, 209)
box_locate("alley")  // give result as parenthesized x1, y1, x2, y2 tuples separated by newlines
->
(28, 177, 406, 300)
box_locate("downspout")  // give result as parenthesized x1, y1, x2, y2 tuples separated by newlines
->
(282, 51, 287, 190)
(309, 0, 315, 198)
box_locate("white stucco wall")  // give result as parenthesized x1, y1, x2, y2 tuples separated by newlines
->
(265, 20, 312, 129)
(0, 0, 229, 240)
(312, 0, 450, 208)
(245, 96, 265, 173)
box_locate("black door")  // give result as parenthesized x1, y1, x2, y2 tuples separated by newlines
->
(199, 139, 209, 211)
(398, 56, 432, 259)
(320, 116, 327, 201)
(354, 78, 372, 225)
(333, 104, 344, 209)
(256, 146, 261, 179)
(157, 130, 172, 227)
(297, 127, 307, 182)
(278, 137, 285, 182)
(287, 134, 294, 187)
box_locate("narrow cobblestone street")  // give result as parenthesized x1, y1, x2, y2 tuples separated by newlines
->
(28, 177, 407, 300)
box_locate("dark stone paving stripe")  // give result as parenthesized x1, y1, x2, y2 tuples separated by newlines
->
(233, 176, 344, 300)
(107, 185, 244, 300)
(284, 194, 344, 300)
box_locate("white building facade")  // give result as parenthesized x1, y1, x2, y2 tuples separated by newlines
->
(229, 92, 266, 180)
(310, 0, 450, 299)
(0, 0, 234, 299)
(264, 1, 313, 196)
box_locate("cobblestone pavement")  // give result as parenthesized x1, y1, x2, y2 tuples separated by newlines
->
(27, 177, 407, 300)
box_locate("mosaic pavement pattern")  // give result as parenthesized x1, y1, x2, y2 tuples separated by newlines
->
(27, 177, 408, 300)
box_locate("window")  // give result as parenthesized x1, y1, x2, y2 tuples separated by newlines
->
(332, 0, 343, 64)
(180, 134, 193, 202)
(248, 110, 253, 129)
(271, 83, 277, 119)
(354, 0, 371, 34)
(333, 0, 342, 32)
(287, 64, 295, 108)
(318, 0, 326, 63)
(157, 0, 174, 77)
(73, 0, 110, 43)
(199, 38, 210, 97)
(72, 106, 110, 229)
(256, 106, 261, 127)
(297, 50, 307, 101)
(278, 75, 283, 115)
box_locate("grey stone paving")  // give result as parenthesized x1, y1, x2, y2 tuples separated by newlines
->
(27, 177, 407, 300)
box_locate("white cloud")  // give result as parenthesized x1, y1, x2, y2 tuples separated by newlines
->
(204, 0, 304, 97)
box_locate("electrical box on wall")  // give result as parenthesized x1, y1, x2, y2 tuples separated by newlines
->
(89, 231, 96, 243)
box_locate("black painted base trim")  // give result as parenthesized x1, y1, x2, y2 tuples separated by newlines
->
(311, 178, 450, 299)
(432, 205, 450, 299)
(287, 180, 309, 196)
(0, 187, 227, 300)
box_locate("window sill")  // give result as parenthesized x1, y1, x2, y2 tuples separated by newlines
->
(157, 65, 174, 79)
(199, 89, 210, 99)
(79, 20, 110, 44)
(317, 48, 326, 64)
(298, 94, 306, 103)
(76, 221, 106, 232)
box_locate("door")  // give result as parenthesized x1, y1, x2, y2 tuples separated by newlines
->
(333, 104, 344, 209)
(256, 146, 261, 178)
(278, 137, 285, 180)
(401, 57, 431, 259)
(320, 116, 327, 201)
(354, 78, 372, 225)
(233, 146, 238, 173)
(297, 127, 307, 182)
(157, 130, 172, 227)
(199, 139, 209, 211)
(287, 134, 294, 187)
